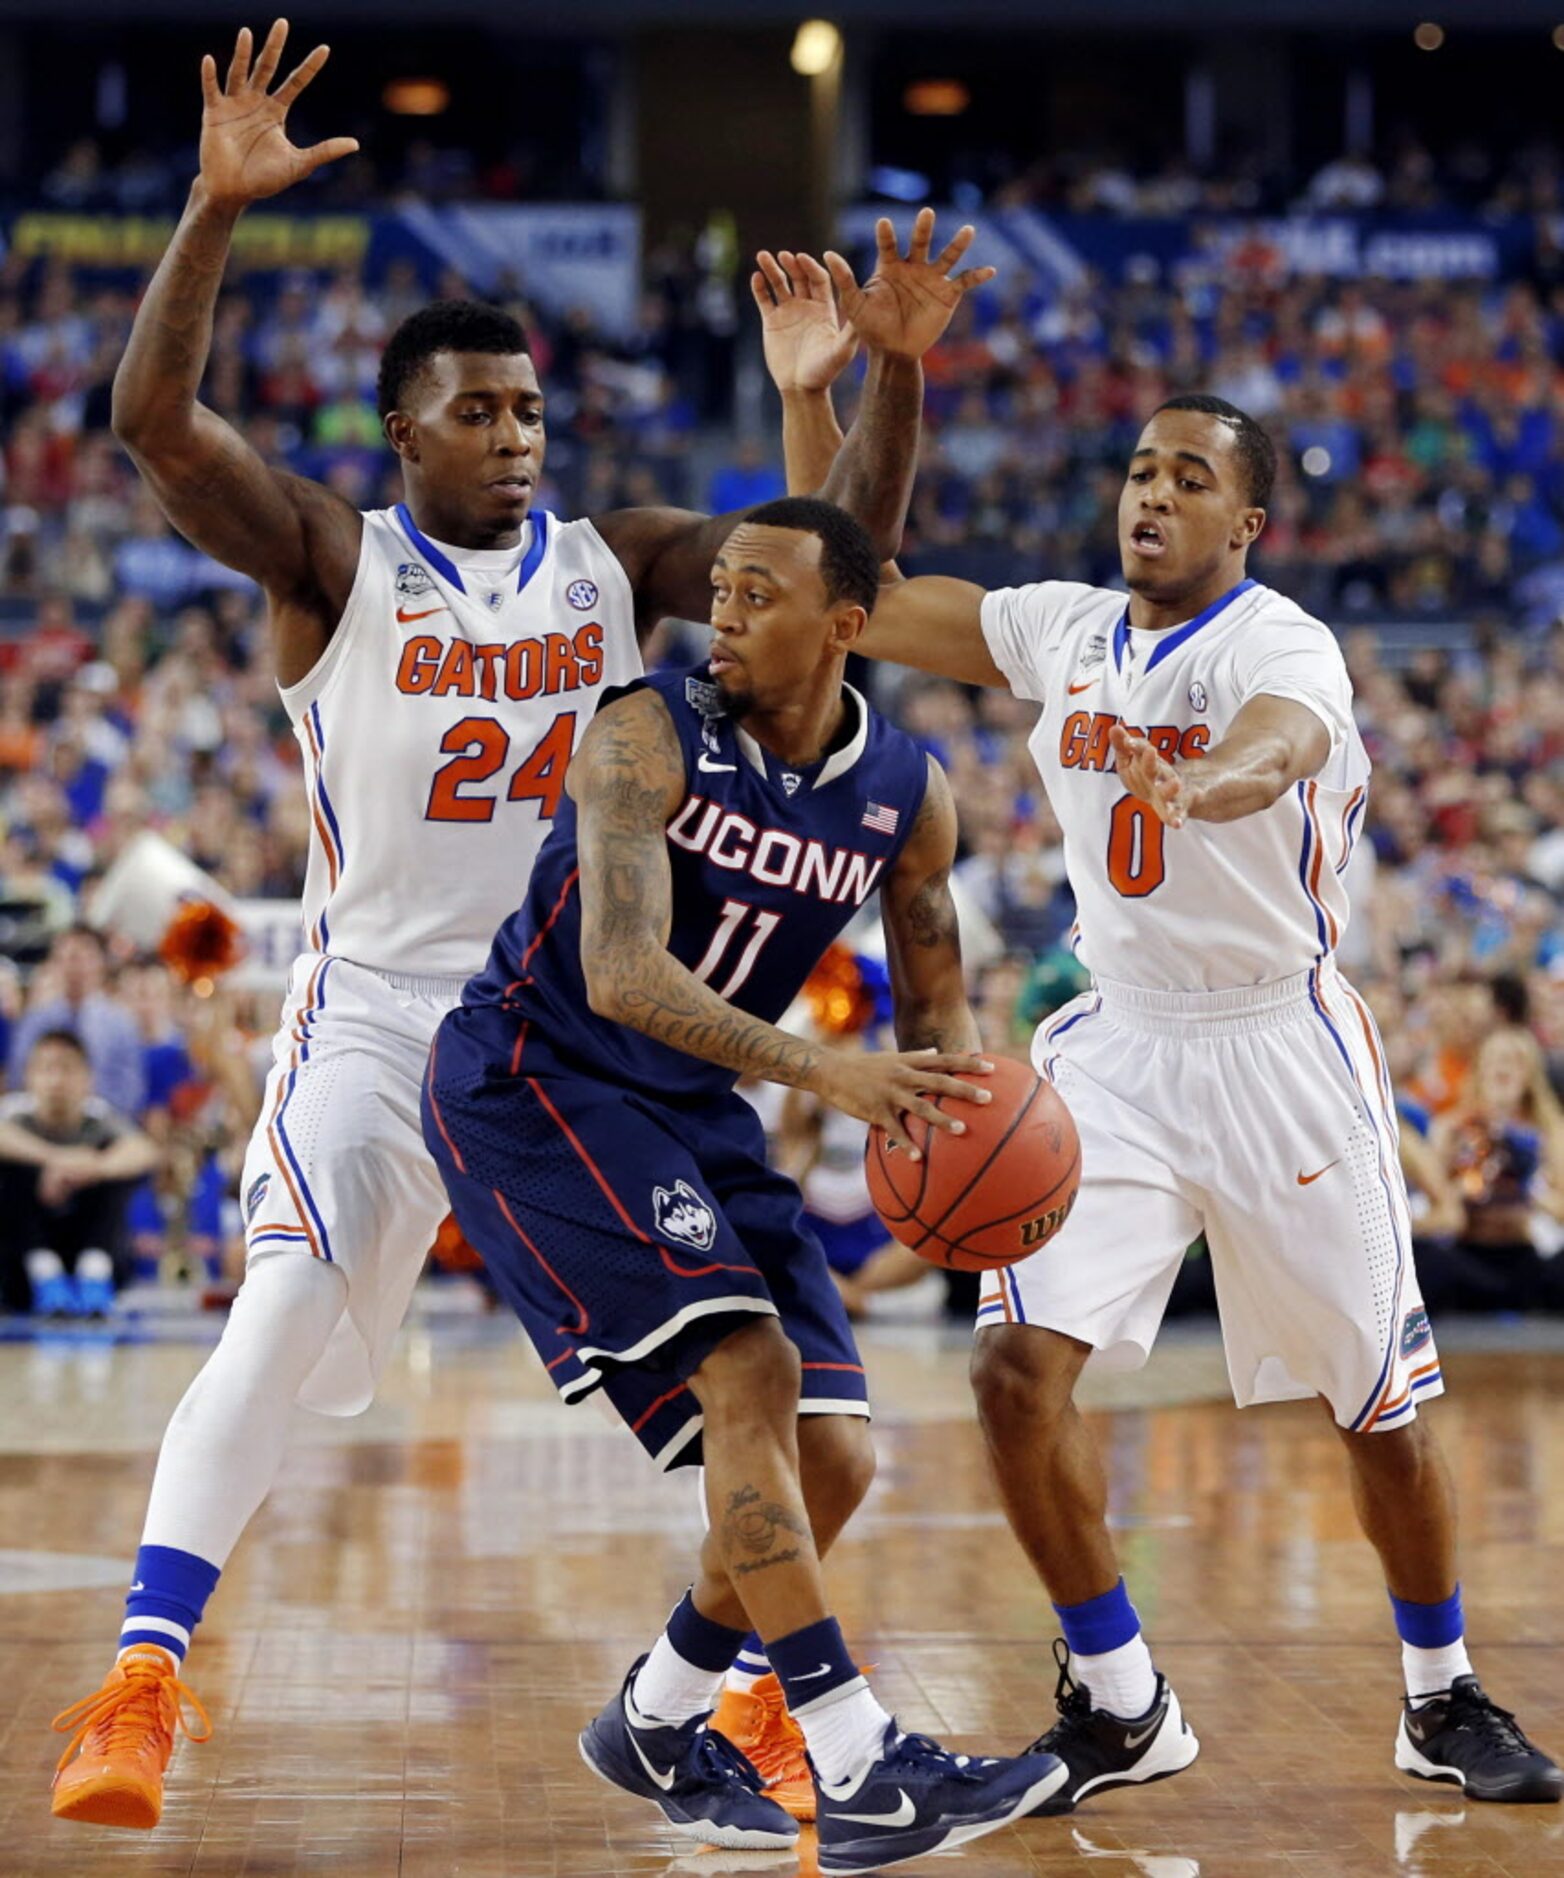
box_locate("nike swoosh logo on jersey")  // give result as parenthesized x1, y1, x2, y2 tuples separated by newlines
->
(1067, 679, 1097, 695)
(396, 604, 449, 623)
(697, 754, 737, 773)
(128, 1581, 146, 1592)
(1296, 1160, 1340, 1186)
(833, 1791, 916, 1828)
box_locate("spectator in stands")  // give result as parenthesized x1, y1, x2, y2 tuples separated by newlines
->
(0, 1029, 158, 1314)
(7, 925, 146, 1115)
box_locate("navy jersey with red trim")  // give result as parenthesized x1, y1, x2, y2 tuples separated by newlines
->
(462, 665, 929, 1102)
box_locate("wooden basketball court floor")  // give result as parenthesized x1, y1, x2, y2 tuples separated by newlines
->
(3, 1293, 1564, 1878)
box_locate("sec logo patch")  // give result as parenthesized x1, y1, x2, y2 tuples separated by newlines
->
(567, 580, 599, 611)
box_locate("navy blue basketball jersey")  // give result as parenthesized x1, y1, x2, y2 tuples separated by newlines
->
(463, 665, 931, 1102)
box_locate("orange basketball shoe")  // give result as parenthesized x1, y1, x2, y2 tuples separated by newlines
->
(712, 1673, 815, 1821)
(51, 1646, 212, 1829)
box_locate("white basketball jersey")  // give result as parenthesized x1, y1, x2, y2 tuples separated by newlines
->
(279, 504, 642, 977)
(980, 577, 1368, 992)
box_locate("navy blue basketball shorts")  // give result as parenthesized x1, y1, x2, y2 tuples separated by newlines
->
(423, 1008, 870, 1470)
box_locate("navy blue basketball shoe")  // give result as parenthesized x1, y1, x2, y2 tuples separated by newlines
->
(814, 1718, 1067, 1873)
(578, 1658, 799, 1849)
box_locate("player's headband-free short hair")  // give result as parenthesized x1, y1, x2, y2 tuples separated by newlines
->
(733, 497, 881, 616)
(1153, 393, 1277, 509)
(377, 300, 531, 418)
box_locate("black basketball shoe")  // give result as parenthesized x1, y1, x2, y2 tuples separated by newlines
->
(1396, 1675, 1563, 1803)
(1024, 1639, 1200, 1816)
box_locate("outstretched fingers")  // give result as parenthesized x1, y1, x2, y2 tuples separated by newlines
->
(200, 54, 221, 110)
(224, 26, 254, 95)
(905, 206, 936, 264)
(300, 135, 361, 175)
(822, 251, 861, 305)
(952, 265, 998, 292)
(754, 250, 792, 304)
(276, 42, 332, 108)
(250, 18, 289, 93)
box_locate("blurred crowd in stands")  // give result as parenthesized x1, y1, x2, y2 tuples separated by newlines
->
(0, 158, 1561, 1318)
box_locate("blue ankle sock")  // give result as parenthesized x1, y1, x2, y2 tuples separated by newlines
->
(1390, 1586, 1464, 1648)
(120, 1544, 221, 1663)
(665, 1590, 748, 1674)
(768, 1616, 863, 1714)
(1053, 1578, 1142, 1656)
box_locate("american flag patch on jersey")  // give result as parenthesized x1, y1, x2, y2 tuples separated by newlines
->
(861, 801, 899, 835)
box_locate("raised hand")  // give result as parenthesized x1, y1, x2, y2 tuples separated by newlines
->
(752, 249, 859, 394)
(1110, 724, 1189, 828)
(198, 20, 358, 211)
(823, 208, 996, 363)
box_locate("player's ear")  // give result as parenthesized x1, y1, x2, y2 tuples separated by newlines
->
(831, 603, 868, 653)
(383, 410, 418, 463)
(1233, 505, 1266, 551)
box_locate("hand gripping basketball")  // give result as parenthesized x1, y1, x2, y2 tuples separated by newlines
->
(866, 1056, 1082, 1271)
(815, 1046, 994, 1161)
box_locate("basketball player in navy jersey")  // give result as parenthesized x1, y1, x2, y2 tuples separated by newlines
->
(50, 21, 998, 1833)
(424, 498, 1067, 1871)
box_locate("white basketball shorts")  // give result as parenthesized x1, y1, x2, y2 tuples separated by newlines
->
(979, 962, 1442, 1433)
(238, 953, 464, 1414)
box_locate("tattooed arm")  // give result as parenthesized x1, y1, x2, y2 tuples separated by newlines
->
(879, 757, 981, 1055)
(573, 691, 991, 1153)
(112, 24, 361, 685)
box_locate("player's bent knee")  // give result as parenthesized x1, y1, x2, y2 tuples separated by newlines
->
(689, 1316, 802, 1422)
(799, 1412, 876, 1512)
(970, 1323, 1086, 1431)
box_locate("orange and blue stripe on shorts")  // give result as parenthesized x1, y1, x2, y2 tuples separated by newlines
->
(302, 702, 345, 953)
(249, 957, 336, 1262)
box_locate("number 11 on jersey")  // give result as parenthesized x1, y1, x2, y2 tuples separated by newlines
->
(692, 900, 782, 999)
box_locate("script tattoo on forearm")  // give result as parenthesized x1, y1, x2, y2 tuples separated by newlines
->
(722, 1483, 808, 1579)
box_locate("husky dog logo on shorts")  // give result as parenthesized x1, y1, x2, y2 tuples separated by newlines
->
(395, 562, 434, 599)
(653, 1179, 717, 1252)
(245, 1172, 271, 1222)
(1400, 1306, 1433, 1358)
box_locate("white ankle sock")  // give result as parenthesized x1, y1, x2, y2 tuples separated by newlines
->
(1404, 1638, 1472, 1705)
(1073, 1634, 1158, 1720)
(631, 1634, 723, 1726)
(796, 1683, 892, 1787)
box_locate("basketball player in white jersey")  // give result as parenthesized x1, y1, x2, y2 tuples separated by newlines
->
(757, 254, 1561, 1808)
(49, 25, 993, 1829)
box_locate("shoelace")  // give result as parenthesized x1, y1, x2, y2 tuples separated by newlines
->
(1413, 1685, 1536, 1755)
(882, 1729, 986, 1786)
(52, 1658, 213, 1776)
(1025, 1639, 1092, 1755)
(694, 1721, 769, 1794)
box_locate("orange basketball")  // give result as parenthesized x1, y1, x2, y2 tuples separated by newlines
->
(864, 1057, 1081, 1272)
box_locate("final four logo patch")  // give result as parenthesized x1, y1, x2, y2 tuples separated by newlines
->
(395, 562, 434, 599)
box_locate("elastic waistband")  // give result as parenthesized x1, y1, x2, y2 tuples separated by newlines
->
(1090, 965, 1328, 1038)
(301, 954, 469, 1000)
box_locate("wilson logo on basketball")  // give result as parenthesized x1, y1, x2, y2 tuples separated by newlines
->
(1021, 1195, 1076, 1247)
